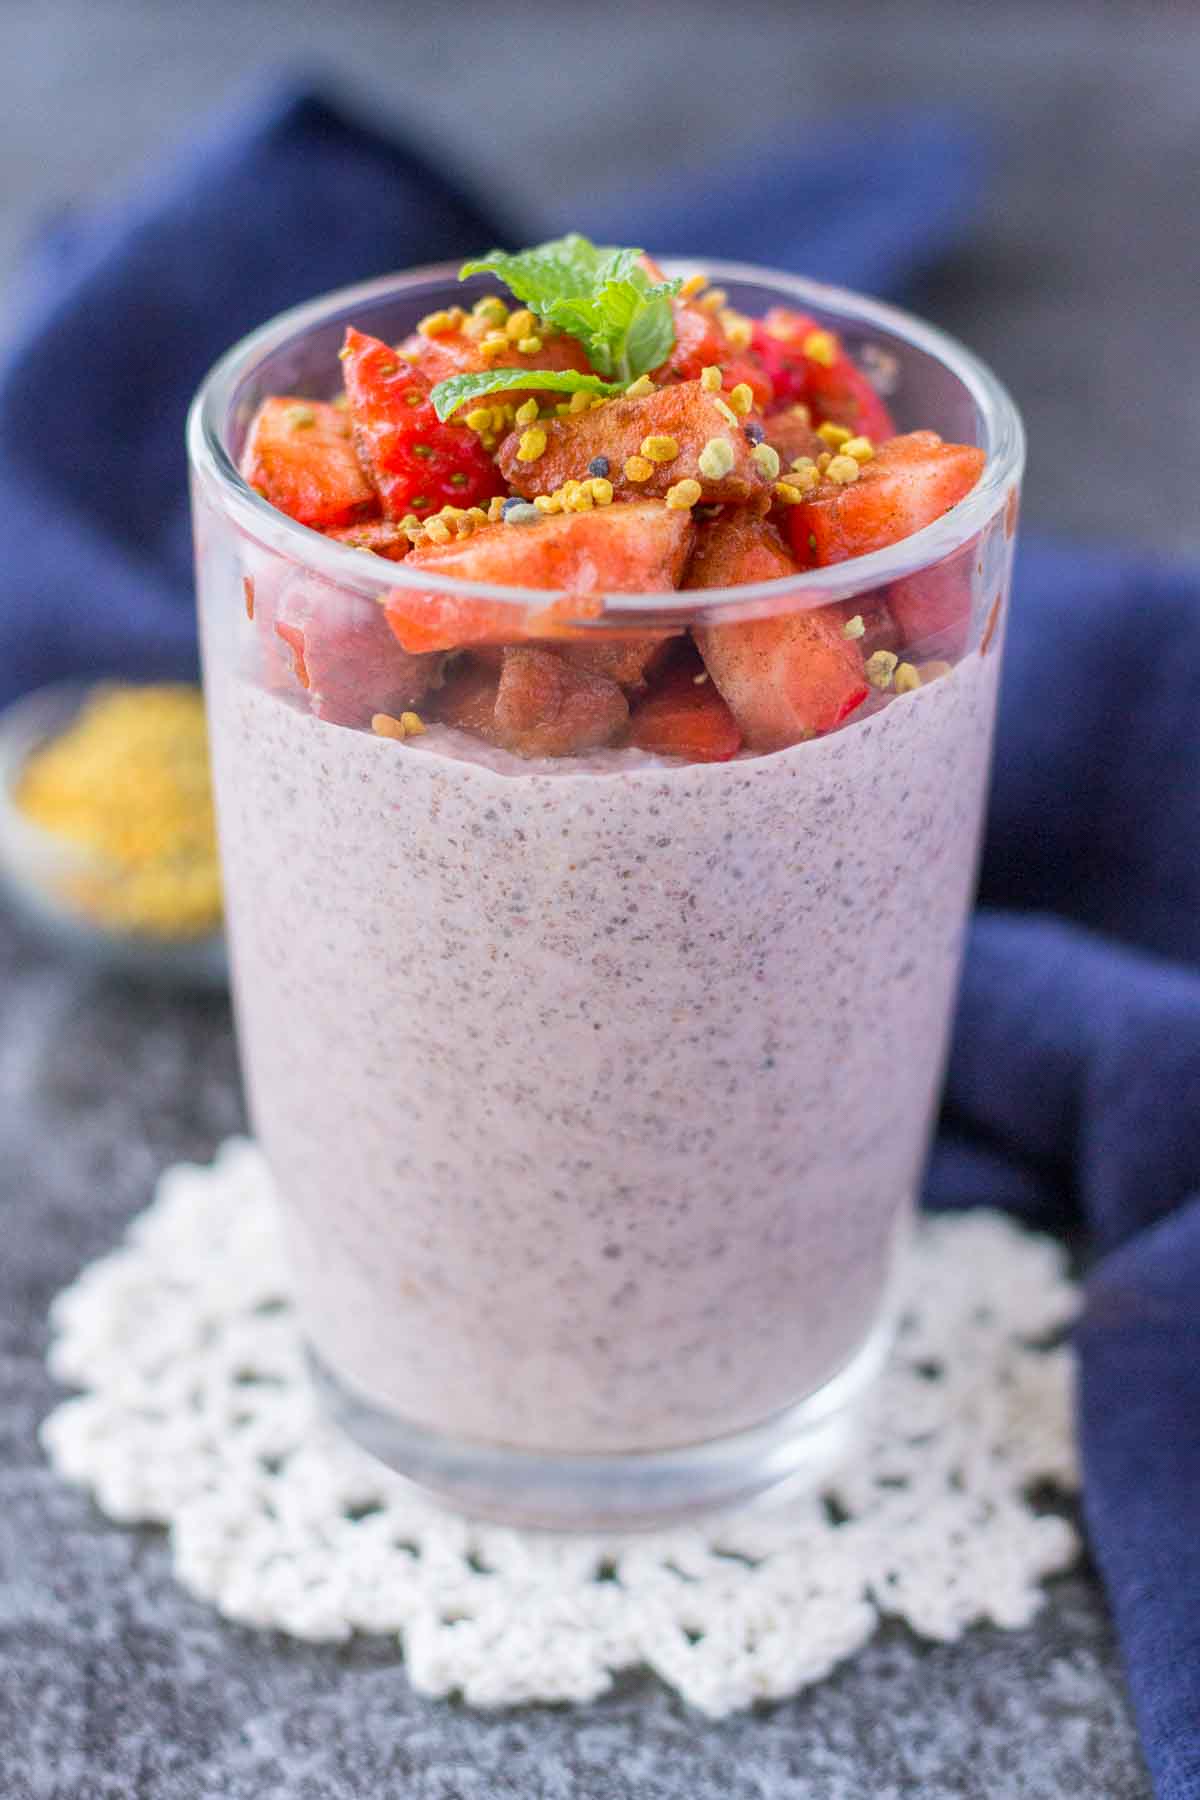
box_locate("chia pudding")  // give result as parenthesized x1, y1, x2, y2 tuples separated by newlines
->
(189, 239, 1021, 1514)
(209, 647, 1001, 1453)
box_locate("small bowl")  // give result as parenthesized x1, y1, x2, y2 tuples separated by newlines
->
(0, 680, 227, 986)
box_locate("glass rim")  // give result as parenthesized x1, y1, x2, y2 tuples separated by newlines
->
(187, 257, 1025, 619)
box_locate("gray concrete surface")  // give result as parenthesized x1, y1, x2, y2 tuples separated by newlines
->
(0, 3, 1187, 1794)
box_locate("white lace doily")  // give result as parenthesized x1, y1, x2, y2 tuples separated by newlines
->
(41, 1139, 1080, 1717)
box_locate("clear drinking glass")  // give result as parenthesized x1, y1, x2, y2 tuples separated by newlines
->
(187, 261, 1023, 1528)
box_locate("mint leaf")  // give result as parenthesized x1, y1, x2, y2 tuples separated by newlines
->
(460, 235, 617, 313)
(431, 367, 625, 422)
(620, 290, 676, 380)
(458, 234, 681, 387)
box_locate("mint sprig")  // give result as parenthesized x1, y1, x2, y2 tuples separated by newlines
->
(431, 367, 625, 423)
(455, 233, 682, 385)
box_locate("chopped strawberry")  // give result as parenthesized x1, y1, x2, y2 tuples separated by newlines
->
(385, 503, 694, 654)
(753, 311, 895, 440)
(685, 509, 797, 589)
(688, 513, 868, 750)
(763, 405, 826, 468)
(499, 382, 770, 506)
(787, 432, 985, 565)
(493, 647, 628, 757)
(785, 431, 985, 654)
(324, 519, 412, 561)
(341, 328, 505, 521)
(274, 581, 442, 726)
(628, 650, 743, 762)
(436, 655, 504, 737)
(402, 321, 593, 412)
(887, 546, 978, 657)
(722, 354, 774, 413)
(558, 633, 677, 689)
(239, 397, 378, 530)
(436, 647, 628, 758)
(654, 297, 727, 382)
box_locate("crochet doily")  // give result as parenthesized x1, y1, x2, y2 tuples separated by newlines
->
(41, 1139, 1080, 1717)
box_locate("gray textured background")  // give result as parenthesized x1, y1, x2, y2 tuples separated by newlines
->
(2, 1, 1195, 1793)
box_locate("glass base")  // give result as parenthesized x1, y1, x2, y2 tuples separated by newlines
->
(307, 1312, 894, 1531)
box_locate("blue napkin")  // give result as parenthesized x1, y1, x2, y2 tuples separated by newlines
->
(2, 79, 1196, 1798)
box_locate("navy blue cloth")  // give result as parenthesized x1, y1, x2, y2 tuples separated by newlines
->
(0, 79, 1196, 1798)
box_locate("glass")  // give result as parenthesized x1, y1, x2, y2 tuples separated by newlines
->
(188, 260, 1023, 1527)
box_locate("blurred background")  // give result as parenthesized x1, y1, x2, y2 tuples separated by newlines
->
(1, 0, 1197, 553)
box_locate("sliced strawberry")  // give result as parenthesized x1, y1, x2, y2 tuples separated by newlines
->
(239, 397, 378, 530)
(324, 519, 412, 561)
(628, 651, 743, 762)
(754, 310, 895, 440)
(688, 513, 868, 750)
(274, 582, 442, 727)
(385, 502, 694, 653)
(341, 328, 505, 522)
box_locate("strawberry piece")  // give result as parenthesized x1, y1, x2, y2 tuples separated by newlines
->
(402, 322, 593, 412)
(787, 432, 985, 565)
(493, 647, 628, 757)
(323, 519, 412, 561)
(654, 297, 728, 382)
(239, 397, 378, 530)
(754, 311, 895, 440)
(436, 656, 505, 737)
(274, 581, 442, 727)
(688, 513, 868, 750)
(434, 647, 628, 758)
(628, 651, 743, 762)
(341, 328, 505, 521)
(385, 503, 694, 653)
(721, 354, 774, 413)
(558, 633, 677, 689)
(763, 405, 826, 468)
(785, 431, 985, 655)
(498, 382, 770, 506)
(685, 509, 798, 589)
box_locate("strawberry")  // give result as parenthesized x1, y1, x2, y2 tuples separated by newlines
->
(435, 648, 628, 759)
(385, 502, 694, 654)
(239, 397, 378, 530)
(655, 298, 728, 382)
(341, 327, 505, 522)
(784, 431, 985, 655)
(688, 513, 868, 750)
(721, 354, 774, 413)
(628, 650, 743, 762)
(753, 311, 895, 441)
(323, 519, 411, 561)
(498, 382, 770, 507)
(274, 580, 441, 727)
(401, 321, 593, 413)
